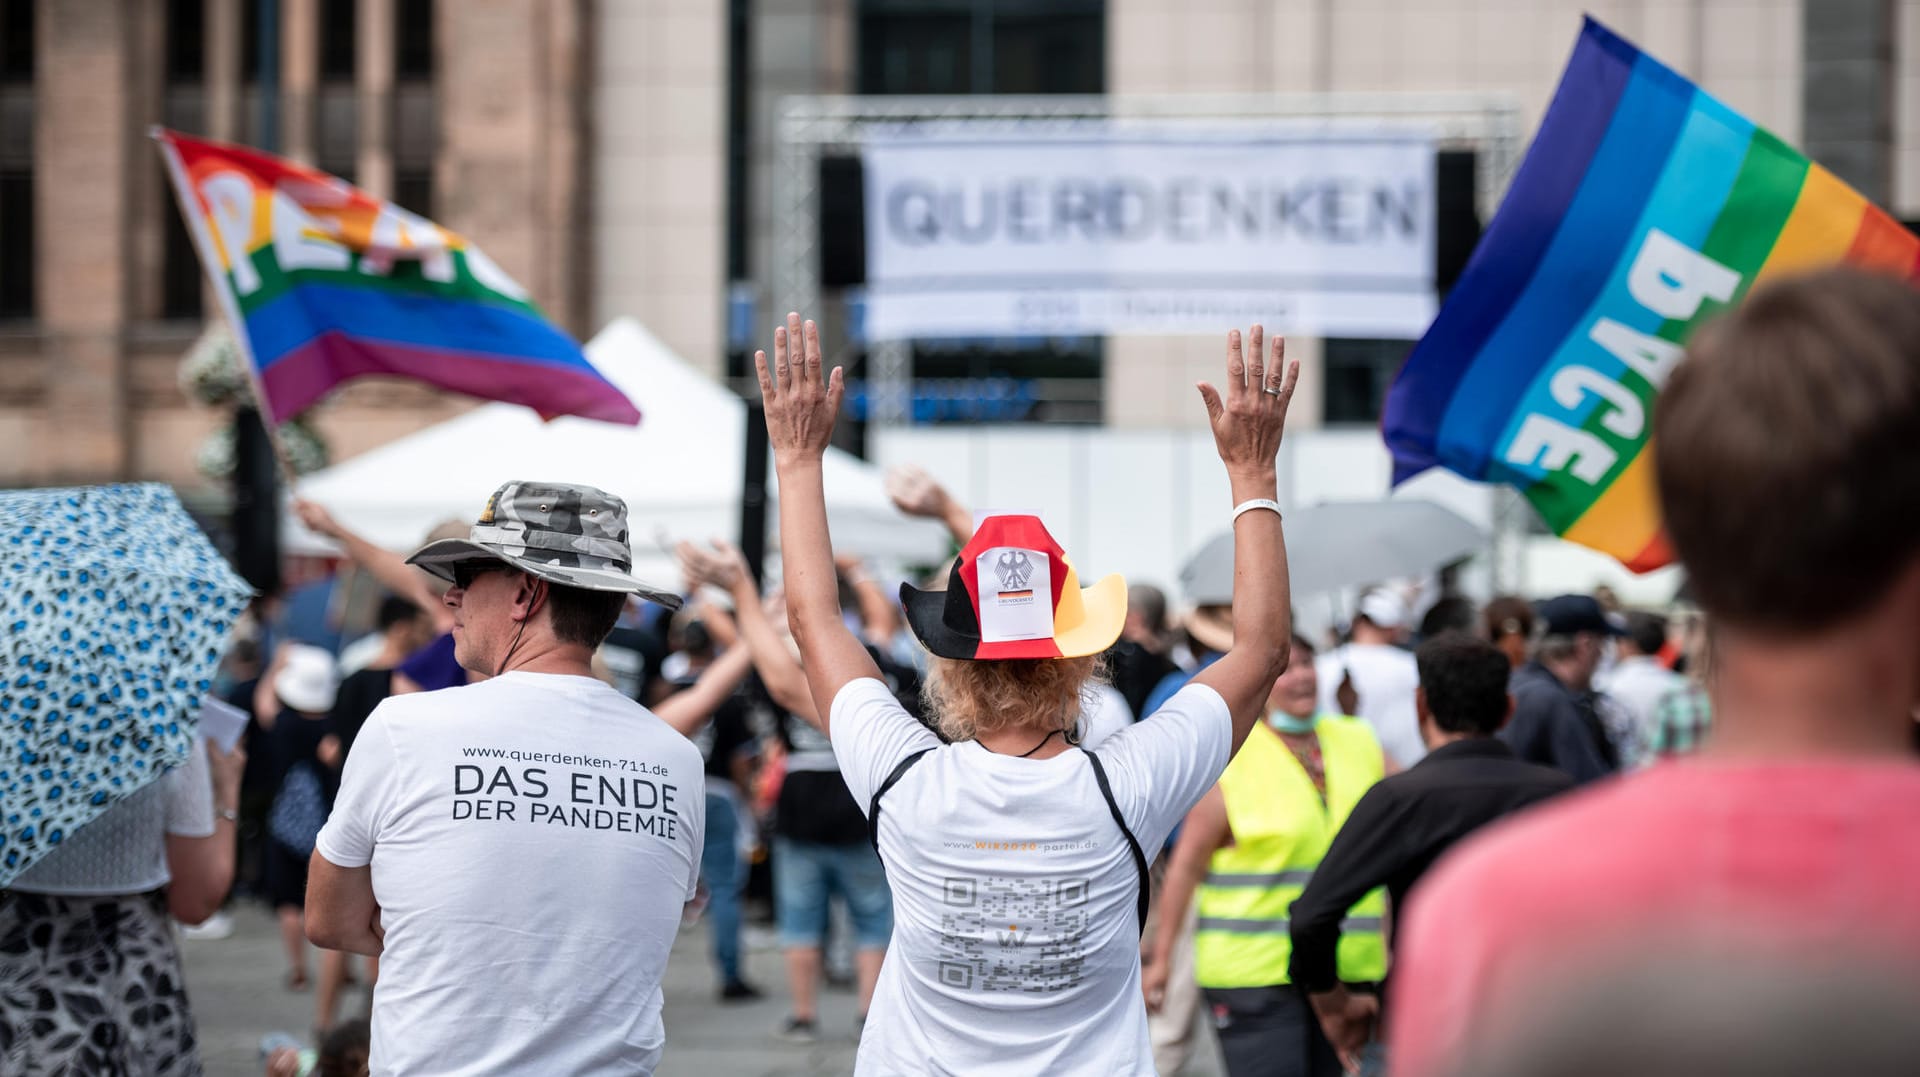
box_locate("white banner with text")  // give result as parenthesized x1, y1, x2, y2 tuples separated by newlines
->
(861, 122, 1438, 341)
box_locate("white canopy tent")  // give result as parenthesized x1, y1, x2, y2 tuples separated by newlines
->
(285, 318, 949, 583)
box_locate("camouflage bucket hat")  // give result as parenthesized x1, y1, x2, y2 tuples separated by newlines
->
(406, 480, 682, 608)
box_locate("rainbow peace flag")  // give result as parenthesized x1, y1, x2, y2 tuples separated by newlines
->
(1382, 19, 1919, 571)
(154, 129, 640, 426)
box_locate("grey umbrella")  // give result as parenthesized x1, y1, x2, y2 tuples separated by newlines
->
(1179, 498, 1489, 602)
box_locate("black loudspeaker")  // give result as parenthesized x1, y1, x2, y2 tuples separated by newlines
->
(230, 405, 282, 597)
(1436, 150, 1482, 296)
(739, 401, 770, 587)
(819, 155, 866, 288)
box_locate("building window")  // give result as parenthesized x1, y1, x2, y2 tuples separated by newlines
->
(857, 0, 1103, 96)
(0, 0, 29, 320)
(395, 0, 433, 79)
(165, 0, 205, 81)
(315, 0, 357, 185)
(1322, 338, 1414, 425)
(392, 0, 434, 216)
(849, 1, 1107, 425)
(160, 0, 208, 319)
(319, 0, 356, 80)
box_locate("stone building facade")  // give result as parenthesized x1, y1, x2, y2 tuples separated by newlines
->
(0, 0, 597, 499)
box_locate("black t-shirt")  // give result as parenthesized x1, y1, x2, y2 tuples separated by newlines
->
(664, 671, 760, 784)
(752, 670, 863, 845)
(330, 666, 394, 757)
(603, 624, 670, 703)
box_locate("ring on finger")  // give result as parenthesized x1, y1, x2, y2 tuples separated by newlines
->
(1263, 384, 1283, 396)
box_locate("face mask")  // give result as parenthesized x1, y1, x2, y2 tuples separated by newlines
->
(1267, 709, 1318, 735)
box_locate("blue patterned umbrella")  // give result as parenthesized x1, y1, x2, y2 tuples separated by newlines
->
(0, 484, 252, 885)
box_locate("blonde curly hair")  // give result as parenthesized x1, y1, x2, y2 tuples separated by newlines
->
(923, 655, 1105, 743)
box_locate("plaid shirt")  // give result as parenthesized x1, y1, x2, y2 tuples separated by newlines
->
(1648, 683, 1713, 759)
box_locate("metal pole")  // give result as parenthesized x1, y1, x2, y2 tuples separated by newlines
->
(739, 402, 770, 586)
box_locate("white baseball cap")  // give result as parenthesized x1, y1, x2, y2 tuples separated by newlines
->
(1357, 589, 1409, 630)
(274, 643, 339, 714)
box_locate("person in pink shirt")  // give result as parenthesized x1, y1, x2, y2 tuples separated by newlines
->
(1388, 267, 1920, 1077)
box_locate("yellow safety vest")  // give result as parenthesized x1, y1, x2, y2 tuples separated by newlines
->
(1193, 717, 1390, 989)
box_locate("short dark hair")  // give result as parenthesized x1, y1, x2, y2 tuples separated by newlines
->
(1655, 268, 1920, 633)
(1419, 596, 1479, 640)
(1624, 611, 1667, 657)
(1290, 631, 1317, 657)
(1416, 634, 1512, 736)
(543, 582, 627, 649)
(1482, 595, 1534, 642)
(377, 594, 421, 632)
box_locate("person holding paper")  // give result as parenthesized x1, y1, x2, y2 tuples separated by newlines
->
(757, 312, 1299, 1075)
(3, 731, 245, 1073)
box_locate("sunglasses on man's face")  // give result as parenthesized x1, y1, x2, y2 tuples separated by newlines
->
(451, 562, 509, 590)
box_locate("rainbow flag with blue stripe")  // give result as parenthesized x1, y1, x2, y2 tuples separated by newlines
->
(1383, 18, 1919, 571)
(155, 129, 639, 426)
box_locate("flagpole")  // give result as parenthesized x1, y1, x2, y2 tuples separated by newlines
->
(151, 126, 300, 491)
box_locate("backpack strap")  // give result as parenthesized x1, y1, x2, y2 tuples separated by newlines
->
(1082, 749, 1152, 938)
(867, 746, 936, 855)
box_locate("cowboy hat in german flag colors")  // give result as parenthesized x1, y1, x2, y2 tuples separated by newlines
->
(900, 515, 1127, 661)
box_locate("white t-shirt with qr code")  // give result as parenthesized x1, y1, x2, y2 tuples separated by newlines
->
(316, 671, 705, 1077)
(831, 677, 1233, 1076)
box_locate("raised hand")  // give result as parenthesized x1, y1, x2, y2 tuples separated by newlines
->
(757, 312, 844, 469)
(1196, 325, 1299, 478)
(884, 464, 951, 520)
(291, 497, 342, 539)
(675, 538, 748, 592)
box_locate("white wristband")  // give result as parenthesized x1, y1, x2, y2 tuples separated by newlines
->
(1232, 498, 1282, 523)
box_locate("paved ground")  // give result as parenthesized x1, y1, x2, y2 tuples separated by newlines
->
(180, 902, 1222, 1076)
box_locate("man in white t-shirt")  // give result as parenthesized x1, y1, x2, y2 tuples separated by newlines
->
(1317, 589, 1425, 768)
(306, 481, 705, 1076)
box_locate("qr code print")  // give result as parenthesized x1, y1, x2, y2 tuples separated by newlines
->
(938, 876, 1092, 994)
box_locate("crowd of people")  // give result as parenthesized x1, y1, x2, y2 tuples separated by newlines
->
(4, 266, 1918, 1076)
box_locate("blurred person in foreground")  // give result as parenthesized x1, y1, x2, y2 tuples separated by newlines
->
(1317, 589, 1424, 769)
(1389, 268, 1920, 1077)
(1144, 632, 1387, 1077)
(305, 482, 705, 1075)
(761, 313, 1299, 1075)
(1497, 594, 1621, 782)
(1596, 611, 1684, 769)
(1457, 954, 1920, 1077)
(1287, 636, 1571, 1072)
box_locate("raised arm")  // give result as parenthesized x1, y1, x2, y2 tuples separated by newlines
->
(758, 313, 884, 729)
(294, 498, 454, 633)
(836, 552, 902, 646)
(885, 464, 974, 547)
(1190, 326, 1300, 753)
(678, 538, 821, 723)
(652, 645, 755, 738)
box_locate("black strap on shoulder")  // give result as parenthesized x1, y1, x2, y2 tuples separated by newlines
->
(1083, 749, 1152, 938)
(867, 747, 936, 855)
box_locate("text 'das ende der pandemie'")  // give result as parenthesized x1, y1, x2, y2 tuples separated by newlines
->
(451, 748, 682, 840)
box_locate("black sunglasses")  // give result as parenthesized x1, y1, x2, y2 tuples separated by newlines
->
(450, 562, 509, 590)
